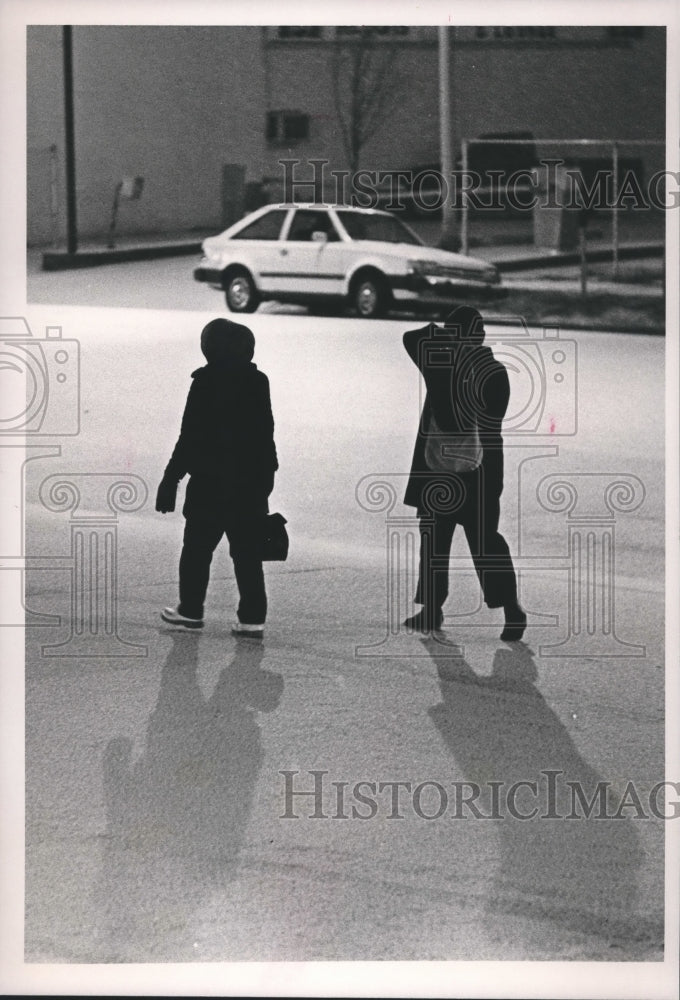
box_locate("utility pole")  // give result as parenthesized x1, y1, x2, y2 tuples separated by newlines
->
(438, 25, 458, 251)
(63, 26, 78, 255)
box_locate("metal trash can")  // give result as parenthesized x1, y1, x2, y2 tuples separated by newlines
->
(532, 163, 581, 251)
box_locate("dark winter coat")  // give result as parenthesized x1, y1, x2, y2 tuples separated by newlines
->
(403, 322, 509, 514)
(163, 357, 278, 513)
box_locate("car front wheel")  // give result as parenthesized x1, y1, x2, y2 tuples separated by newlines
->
(350, 273, 389, 319)
(223, 269, 260, 313)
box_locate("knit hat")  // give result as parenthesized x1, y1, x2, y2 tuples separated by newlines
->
(442, 305, 485, 345)
(200, 318, 255, 362)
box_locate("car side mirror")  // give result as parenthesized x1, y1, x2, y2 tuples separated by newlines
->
(311, 231, 328, 243)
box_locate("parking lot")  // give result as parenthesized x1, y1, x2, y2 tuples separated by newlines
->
(14, 281, 667, 969)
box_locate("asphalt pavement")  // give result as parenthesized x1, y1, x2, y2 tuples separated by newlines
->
(12, 302, 668, 980)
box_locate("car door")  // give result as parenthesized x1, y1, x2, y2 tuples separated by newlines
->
(263, 208, 344, 297)
(225, 207, 291, 293)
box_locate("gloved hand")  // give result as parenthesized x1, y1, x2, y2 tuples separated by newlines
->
(155, 476, 178, 513)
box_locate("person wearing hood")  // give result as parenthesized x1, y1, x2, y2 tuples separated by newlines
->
(155, 318, 278, 638)
(402, 305, 526, 641)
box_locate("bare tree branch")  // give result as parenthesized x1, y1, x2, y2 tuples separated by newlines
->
(331, 32, 400, 174)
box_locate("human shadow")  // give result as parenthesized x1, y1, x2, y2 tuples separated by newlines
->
(93, 634, 283, 961)
(425, 640, 662, 957)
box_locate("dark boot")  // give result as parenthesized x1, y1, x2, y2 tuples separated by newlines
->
(501, 602, 527, 642)
(403, 607, 444, 633)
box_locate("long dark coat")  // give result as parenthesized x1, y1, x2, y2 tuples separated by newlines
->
(163, 357, 278, 516)
(403, 322, 509, 515)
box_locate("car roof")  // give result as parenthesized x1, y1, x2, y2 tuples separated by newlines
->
(265, 204, 394, 216)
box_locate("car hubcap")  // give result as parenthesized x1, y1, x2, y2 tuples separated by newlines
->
(357, 282, 377, 316)
(229, 277, 250, 309)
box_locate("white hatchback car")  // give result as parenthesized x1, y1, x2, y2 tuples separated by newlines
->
(194, 204, 505, 318)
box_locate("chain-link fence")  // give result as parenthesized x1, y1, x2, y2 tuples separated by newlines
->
(257, 138, 665, 279)
(456, 137, 666, 275)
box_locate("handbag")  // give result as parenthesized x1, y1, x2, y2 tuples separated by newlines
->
(424, 410, 482, 473)
(262, 512, 289, 561)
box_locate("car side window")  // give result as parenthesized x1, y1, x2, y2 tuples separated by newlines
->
(286, 210, 339, 242)
(234, 209, 288, 240)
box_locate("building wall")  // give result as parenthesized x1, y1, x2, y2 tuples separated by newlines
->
(27, 26, 66, 245)
(27, 25, 666, 244)
(265, 35, 439, 182)
(27, 26, 265, 245)
(262, 35, 441, 183)
(452, 29, 666, 176)
(262, 26, 666, 193)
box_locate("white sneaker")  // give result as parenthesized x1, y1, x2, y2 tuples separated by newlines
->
(231, 622, 264, 638)
(161, 606, 204, 630)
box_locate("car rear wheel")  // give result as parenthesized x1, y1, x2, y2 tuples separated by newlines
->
(223, 269, 260, 313)
(350, 273, 389, 319)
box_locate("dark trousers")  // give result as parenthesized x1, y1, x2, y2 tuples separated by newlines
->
(415, 485, 518, 612)
(178, 485, 267, 624)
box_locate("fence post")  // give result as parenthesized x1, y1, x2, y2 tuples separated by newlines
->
(612, 141, 620, 279)
(49, 144, 59, 248)
(461, 138, 469, 256)
(578, 224, 588, 295)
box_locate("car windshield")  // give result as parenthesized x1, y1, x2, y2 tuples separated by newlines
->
(335, 211, 423, 246)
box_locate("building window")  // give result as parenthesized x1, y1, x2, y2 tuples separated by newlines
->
(335, 26, 410, 38)
(605, 26, 645, 40)
(276, 26, 322, 40)
(266, 110, 310, 145)
(286, 209, 340, 242)
(235, 209, 289, 240)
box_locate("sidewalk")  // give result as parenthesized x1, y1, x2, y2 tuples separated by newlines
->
(40, 230, 210, 271)
(411, 212, 664, 283)
(38, 212, 664, 275)
(34, 213, 665, 333)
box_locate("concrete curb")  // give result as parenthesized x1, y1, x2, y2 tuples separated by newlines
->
(483, 313, 664, 336)
(40, 238, 663, 273)
(492, 241, 663, 272)
(42, 241, 202, 271)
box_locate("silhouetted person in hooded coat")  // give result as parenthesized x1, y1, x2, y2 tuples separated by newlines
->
(402, 305, 526, 640)
(156, 318, 278, 637)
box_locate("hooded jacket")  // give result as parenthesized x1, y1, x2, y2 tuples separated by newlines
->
(403, 307, 509, 512)
(163, 322, 278, 502)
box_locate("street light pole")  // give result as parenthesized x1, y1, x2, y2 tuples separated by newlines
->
(438, 25, 458, 251)
(62, 25, 78, 255)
